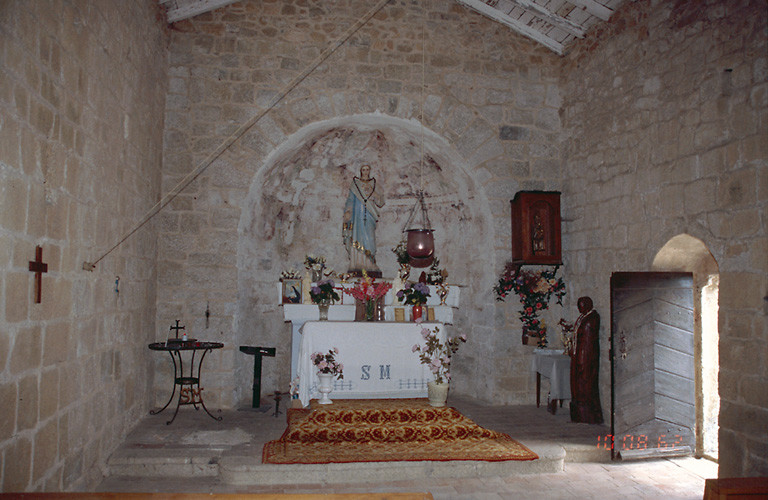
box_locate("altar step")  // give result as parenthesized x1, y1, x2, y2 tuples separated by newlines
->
(106, 441, 572, 486)
(101, 398, 611, 490)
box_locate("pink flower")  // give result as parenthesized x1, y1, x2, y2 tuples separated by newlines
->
(412, 344, 419, 353)
(460, 333, 467, 341)
(420, 328, 430, 339)
(333, 347, 339, 354)
(318, 360, 327, 370)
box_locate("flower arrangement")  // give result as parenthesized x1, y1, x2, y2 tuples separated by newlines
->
(310, 279, 340, 304)
(493, 264, 566, 346)
(412, 325, 467, 384)
(311, 348, 344, 380)
(558, 318, 574, 355)
(397, 282, 430, 305)
(344, 270, 392, 304)
(304, 254, 326, 272)
(425, 257, 447, 285)
(280, 268, 302, 280)
(392, 241, 410, 265)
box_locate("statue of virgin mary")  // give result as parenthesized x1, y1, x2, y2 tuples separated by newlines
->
(342, 164, 385, 276)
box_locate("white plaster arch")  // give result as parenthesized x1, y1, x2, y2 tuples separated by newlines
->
(231, 113, 497, 405)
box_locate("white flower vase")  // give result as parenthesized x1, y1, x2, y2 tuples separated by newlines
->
(427, 381, 449, 407)
(317, 372, 335, 405)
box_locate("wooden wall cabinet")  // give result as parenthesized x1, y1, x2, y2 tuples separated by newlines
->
(510, 191, 562, 265)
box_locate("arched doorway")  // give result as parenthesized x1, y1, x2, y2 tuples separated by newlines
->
(652, 234, 719, 460)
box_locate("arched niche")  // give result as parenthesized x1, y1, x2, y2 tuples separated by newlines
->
(232, 114, 493, 403)
(652, 233, 719, 460)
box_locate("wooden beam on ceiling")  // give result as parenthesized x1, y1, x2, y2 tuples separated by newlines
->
(455, 0, 565, 55)
(510, 0, 586, 38)
(159, 0, 239, 23)
(568, 0, 613, 21)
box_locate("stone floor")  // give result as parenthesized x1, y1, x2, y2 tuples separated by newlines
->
(97, 395, 718, 499)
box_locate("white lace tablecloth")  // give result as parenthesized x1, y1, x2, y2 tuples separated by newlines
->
(297, 321, 446, 407)
(531, 349, 571, 400)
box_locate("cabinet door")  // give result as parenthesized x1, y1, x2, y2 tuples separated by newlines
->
(511, 191, 561, 265)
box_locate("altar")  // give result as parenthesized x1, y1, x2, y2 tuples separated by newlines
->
(296, 321, 446, 407)
(280, 282, 460, 379)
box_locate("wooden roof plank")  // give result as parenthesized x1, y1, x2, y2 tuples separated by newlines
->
(568, 0, 613, 21)
(455, 0, 565, 55)
(162, 0, 239, 23)
(511, 0, 586, 37)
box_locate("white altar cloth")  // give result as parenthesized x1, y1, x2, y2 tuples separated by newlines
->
(531, 349, 571, 401)
(297, 321, 445, 407)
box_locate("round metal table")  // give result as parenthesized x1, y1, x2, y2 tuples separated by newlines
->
(148, 340, 224, 424)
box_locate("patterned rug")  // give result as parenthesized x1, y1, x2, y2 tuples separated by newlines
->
(262, 399, 538, 464)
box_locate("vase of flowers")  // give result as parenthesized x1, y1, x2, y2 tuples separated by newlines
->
(311, 348, 343, 404)
(397, 282, 430, 322)
(392, 241, 411, 281)
(412, 325, 467, 406)
(427, 381, 450, 407)
(310, 279, 340, 321)
(494, 264, 565, 347)
(345, 270, 392, 321)
(304, 254, 326, 282)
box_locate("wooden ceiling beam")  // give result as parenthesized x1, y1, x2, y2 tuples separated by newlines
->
(510, 0, 586, 38)
(160, 0, 239, 23)
(455, 0, 565, 55)
(568, 0, 613, 21)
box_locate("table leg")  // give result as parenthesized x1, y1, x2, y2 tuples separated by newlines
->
(194, 348, 222, 422)
(155, 349, 223, 425)
(536, 372, 541, 407)
(150, 351, 179, 416)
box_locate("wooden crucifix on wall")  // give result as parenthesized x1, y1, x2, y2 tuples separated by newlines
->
(28, 245, 48, 304)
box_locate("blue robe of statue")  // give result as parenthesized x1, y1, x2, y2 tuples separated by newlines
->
(343, 178, 381, 272)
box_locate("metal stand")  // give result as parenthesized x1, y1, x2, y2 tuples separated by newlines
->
(148, 341, 224, 425)
(239, 346, 276, 411)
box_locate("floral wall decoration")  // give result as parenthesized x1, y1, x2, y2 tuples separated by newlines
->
(494, 264, 566, 347)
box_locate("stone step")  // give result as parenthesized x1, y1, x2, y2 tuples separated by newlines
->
(107, 441, 566, 485)
(220, 444, 565, 485)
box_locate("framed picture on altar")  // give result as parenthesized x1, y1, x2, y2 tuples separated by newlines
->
(394, 308, 405, 322)
(427, 306, 435, 321)
(281, 279, 302, 304)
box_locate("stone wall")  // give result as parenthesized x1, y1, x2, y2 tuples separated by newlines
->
(157, 0, 563, 409)
(0, 0, 167, 491)
(560, 0, 767, 477)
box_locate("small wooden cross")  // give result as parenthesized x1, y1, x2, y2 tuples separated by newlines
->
(169, 320, 185, 339)
(28, 246, 48, 304)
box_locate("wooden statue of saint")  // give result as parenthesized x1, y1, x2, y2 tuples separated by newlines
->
(569, 296, 604, 424)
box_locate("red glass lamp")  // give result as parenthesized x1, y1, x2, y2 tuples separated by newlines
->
(403, 190, 434, 267)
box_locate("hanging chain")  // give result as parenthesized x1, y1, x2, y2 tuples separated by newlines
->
(401, 0, 432, 235)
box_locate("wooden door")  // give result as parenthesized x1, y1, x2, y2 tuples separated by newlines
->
(610, 272, 695, 459)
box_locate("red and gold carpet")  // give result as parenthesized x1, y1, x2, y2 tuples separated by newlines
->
(262, 399, 538, 464)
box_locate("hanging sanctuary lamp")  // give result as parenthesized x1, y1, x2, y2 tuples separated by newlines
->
(402, 1, 435, 268)
(403, 190, 434, 267)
